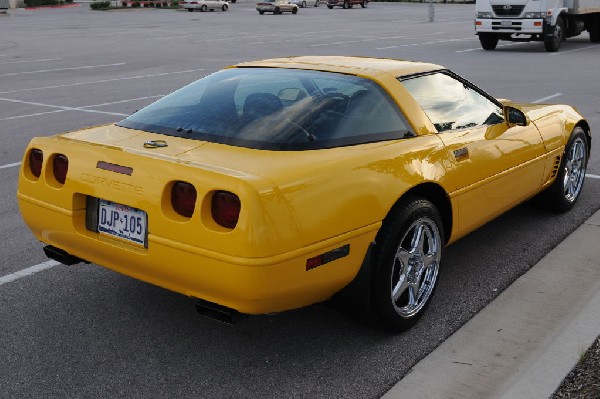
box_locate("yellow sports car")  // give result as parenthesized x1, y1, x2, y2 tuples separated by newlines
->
(17, 56, 590, 332)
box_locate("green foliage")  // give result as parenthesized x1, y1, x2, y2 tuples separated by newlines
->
(89, 1, 110, 9)
(25, 0, 62, 6)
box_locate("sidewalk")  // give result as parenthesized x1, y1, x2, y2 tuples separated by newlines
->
(384, 210, 600, 399)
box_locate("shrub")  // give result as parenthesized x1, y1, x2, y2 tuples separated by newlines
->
(132, 1, 140, 6)
(89, 1, 110, 8)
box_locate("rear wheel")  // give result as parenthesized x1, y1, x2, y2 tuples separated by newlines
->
(187, 7, 194, 11)
(292, 6, 297, 13)
(538, 127, 588, 212)
(200, 4, 207, 11)
(342, 0, 348, 8)
(361, 0, 367, 7)
(372, 197, 444, 332)
(327, 4, 332, 8)
(301, 0, 305, 7)
(274, 6, 280, 13)
(314, 0, 319, 6)
(222, 3, 227, 10)
(479, 33, 498, 50)
(544, 17, 564, 52)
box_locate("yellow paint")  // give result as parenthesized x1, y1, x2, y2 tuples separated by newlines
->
(16, 57, 588, 314)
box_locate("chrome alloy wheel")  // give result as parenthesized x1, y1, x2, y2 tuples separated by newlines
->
(563, 136, 587, 203)
(390, 217, 441, 318)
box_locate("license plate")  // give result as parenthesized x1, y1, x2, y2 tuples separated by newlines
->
(501, 20, 512, 26)
(98, 200, 147, 246)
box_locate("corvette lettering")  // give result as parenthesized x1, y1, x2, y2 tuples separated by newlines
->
(81, 173, 143, 195)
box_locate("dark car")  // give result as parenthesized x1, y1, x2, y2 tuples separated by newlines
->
(327, 0, 366, 8)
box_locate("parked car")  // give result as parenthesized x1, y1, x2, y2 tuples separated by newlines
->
(17, 56, 590, 332)
(181, 0, 230, 11)
(327, 0, 366, 8)
(289, 0, 319, 7)
(256, 0, 298, 14)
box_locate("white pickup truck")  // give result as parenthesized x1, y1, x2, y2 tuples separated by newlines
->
(475, 0, 600, 51)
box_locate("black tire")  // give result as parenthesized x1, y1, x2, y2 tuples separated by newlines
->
(348, 3, 352, 7)
(187, 7, 194, 11)
(258, 10, 264, 13)
(274, 6, 280, 13)
(342, 0, 348, 8)
(589, 16, 600, 42)
(479, 33, 498, 50)
(200, 4, 207, 11)
(314, 0, 319, 6)
(544, 17, 564, 52)
(292, 6, 297, 13)
(222, 3, 227, 10)
(301, 0, 305, 7)
(361, 0, 367, 7)
(230, 0, 235, 3)
(372, 197, 445, 332)
(327, 4, 332, 8)
(537, 127, 588, 212)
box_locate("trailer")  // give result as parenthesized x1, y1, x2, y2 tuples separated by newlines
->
(475, 0, 600, 51)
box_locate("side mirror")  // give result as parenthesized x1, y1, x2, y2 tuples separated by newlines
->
(504, 106, 527, 126)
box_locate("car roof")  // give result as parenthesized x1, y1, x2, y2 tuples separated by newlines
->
(231, 56, 443, 79)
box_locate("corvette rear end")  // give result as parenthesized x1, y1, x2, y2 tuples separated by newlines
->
(17, 125, 377, 315)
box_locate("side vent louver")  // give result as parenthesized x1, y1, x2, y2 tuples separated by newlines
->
(550, 155, 561, 178)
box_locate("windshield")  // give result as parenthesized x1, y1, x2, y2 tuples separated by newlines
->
(118, 68, 411, 150)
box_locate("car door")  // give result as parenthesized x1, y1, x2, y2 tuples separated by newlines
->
(401, 71, 547, 237)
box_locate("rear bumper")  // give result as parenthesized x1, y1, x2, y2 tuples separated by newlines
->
(475, 18, 544, 35)
(18, 192, 378, 314)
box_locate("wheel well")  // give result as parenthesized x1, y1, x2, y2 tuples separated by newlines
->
(575, 120, 592, 151)
(383, 183, 453, 244)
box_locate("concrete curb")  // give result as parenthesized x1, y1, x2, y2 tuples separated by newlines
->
(384, 210, 600, 399)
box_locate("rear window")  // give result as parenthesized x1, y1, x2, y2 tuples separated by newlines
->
(118, 68, 411, 150)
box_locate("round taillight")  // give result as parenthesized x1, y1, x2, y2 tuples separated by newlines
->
(171, 181, 197, 218)
(52, 154, 69, 184)
(29, 149, 43, 178)
(211, 191, 241, 229)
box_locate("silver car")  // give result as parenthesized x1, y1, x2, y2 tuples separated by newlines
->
(256, 0, 298, 14)
(182, 0, 231, 12)
(289, 0, 319, 7)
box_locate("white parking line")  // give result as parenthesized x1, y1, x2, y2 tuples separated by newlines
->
(377, 37, 474, 50)
(532, 93, 562, 103)
(0, 162, 21, 169)
(0, 58, 62, 65)
(0, 95, 164, 122)
(0, 98, 128, 117)
(0, 63, 126, 78)
(550, 45, 600, 55)
(587, 174, 600, 179)
(0, 69, 205, 95)
(0, 260, 60, 286)
(455, 42, 526, 53)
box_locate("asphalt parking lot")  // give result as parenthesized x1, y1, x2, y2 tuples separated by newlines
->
(1, 3, 599, 398)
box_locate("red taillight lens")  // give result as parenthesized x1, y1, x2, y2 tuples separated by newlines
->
(211, 191, 241, 229)
(29, 149, 43, 178)
(171, 181, 197, 217)
(52, 154, 69, 184)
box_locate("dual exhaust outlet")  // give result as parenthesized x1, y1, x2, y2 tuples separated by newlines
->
(42, 245, 241, 325)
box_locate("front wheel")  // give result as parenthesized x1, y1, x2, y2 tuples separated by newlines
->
(314, 0, 319, 6)
(292, 6, 297, 13)
(187, 7, 194, 11)
(372, 197, 444, 332)
(342, 0, 348, 8)
(361, 0, 367, 7)
(301, 0, 305, 7)
(258, 10, 264, 13)
(538, 127, 588, 212)
(479, 33, 498, 50)
(200, 4, 207, 11)
(274, 6, 280, 13)
(222, 3, 227, 10)
(544, 17, 564, 52)
(327, 4, 332, 8)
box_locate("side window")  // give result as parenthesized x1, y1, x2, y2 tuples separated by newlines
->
(401, 72, 503, 133)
